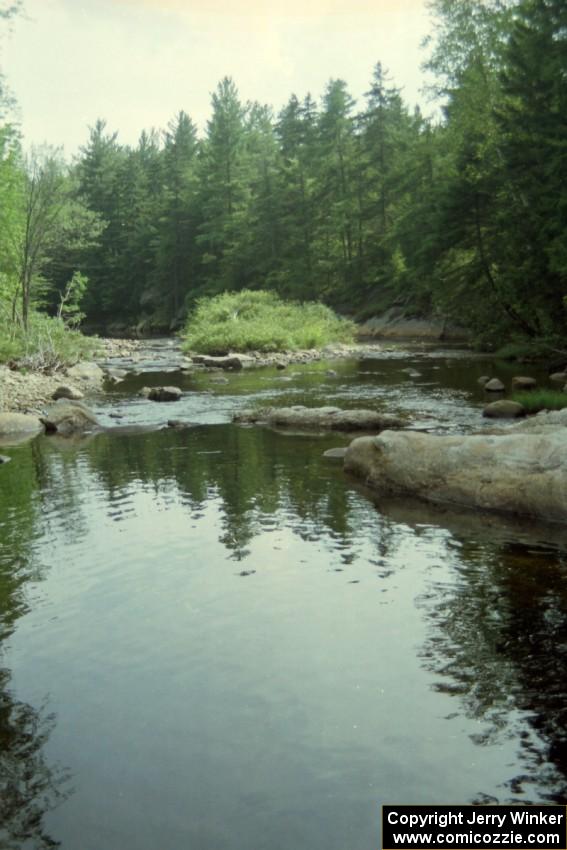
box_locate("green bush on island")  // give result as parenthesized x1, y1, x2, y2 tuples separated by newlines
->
(512, 390, 567, 413)
(181, 290, 356, 354)
(0, 311, 97, 370)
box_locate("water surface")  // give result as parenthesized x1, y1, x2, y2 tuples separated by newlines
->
(1, 345, 566, 850)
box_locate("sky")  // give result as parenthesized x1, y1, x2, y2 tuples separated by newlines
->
(1, 0, 436, 157)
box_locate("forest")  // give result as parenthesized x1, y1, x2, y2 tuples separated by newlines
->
(0, 0, 566, 354)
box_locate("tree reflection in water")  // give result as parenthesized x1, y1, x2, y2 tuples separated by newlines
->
(398, 499, 567, 804)
(0, 671, 70, 849)
(0, 445, 71, 849)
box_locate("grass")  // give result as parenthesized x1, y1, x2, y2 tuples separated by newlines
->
(0, 311, 98, 371)
(181, 290, 356, 355)
(512, 389, 567, 413)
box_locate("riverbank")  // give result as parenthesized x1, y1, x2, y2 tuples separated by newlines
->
(0, 338, 145, 414)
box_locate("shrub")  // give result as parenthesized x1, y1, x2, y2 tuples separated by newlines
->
(0, 311, 98, 371)
(181, 290, 356, 354)
(512, 390, 567, 413)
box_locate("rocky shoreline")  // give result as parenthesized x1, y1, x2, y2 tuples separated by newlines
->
(0, 338, 145, 414)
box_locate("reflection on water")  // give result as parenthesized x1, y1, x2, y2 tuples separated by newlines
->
(0, 350, 566, 849)
(0, 679, 69, 850)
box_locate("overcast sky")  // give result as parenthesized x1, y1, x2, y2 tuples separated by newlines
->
(1, 0, 435, 157)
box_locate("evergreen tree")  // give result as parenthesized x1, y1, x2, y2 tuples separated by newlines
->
(275, 94, 318, 298)
(496, 0, 567, 333)
(155, 111, 199, 318)
(313, 79, 358, 298)
(197, 77, 248, 294)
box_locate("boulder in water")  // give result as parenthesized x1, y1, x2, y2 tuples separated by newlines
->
(483, 400, 526, 419)
(344, 425, 567, 524)
(484, 378, 505, 392)
(148, 386, 182, 402)
(41, 402, 101, 436)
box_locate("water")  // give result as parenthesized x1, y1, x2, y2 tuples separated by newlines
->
(1, 345, 566, 849)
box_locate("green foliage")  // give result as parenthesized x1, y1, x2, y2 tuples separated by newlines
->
(0, 309, 97, 370)
(512, 390, 567, 413)
(2, 1, 566, 351)
(181, 290, 355, 354)
(57, 270, 88, 327)
(494, 338, 563, 360)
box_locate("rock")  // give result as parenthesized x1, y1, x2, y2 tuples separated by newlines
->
(276, 362, 287, 370)
(549, 372, 567, 383)
(166, 419, 192, 429)
(344, 428, 567, 524)
(484, 378, 505, 392)
(106, 367, 127, 379)
(233, 405, 405, 432)
(148, 386, 182, 402)
(0, 412, 44, 437)
(357, 309, 470, 341)
(323, 447, 348, 459)
(138, 387, 152, 398)
(52, 385, 84, 401)
(191, 354, 244, 371)
(326, 369, 338, 377)
(108, 412, 124, 419)
(41, 402, 101, 436)
(505, 407, 567, 434)
(512, 376, 537, 391)
(107, 375, 124, 385)
(66, 361, 104, 382)
(0, 454, 11, 464)
(483, 400, 526, 419)
(478, 376, 491, 386)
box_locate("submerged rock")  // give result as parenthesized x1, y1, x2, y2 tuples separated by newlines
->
(166, 419, 193, 429)
(549, 372, 567, 383)
(234, 405, 405, 432)
(41, 402, 101, 436)
(0, 454, 11, 464)
(148, 386, 182, 402)
(344, 426, 567, 524)
(512, 376, 537, 391)
(323, 447, 348, 459)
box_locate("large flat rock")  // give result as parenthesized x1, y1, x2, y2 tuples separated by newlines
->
(0, 412, 44, 439)
(234, 405, 405, 432)
(344, 426, 567, 524)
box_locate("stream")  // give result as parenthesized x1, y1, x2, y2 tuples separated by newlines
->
(1, 340, 566, 850)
